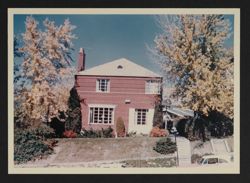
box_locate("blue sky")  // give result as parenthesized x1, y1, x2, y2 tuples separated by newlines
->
(14, 15, 234, 74)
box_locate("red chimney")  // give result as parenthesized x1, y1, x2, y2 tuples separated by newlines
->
(77, 48, 85, 72)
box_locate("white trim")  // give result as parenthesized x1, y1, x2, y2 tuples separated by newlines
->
(134, 109, 148, 125)
(76, 76, 162, 79)
(166, 108, 185, 118)
(128, 108, 154, 134)
(88, 104, 116, 108)
(78, 91, 157, 95)
(96, 79, 110, 93)
(172, 107, 194, 117)
(88, 104, 116, 125)
(77, 58, 161, 77)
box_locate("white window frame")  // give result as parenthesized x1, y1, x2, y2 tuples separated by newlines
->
(96, 79, 110, 93)
(134, 109, 148, 125)
(145, 80, 161, 94)
(88, 104, 115, 125)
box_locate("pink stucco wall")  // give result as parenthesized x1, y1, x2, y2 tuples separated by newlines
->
(75, 75, 162, 132)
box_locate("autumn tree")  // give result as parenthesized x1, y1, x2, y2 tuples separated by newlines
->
(14, 16, 77, 127)
(153, 15, 233, 119)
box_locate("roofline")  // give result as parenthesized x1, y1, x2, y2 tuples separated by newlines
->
(75, 74, 163, 78)
(166, 109, 185, 118)
(76, 58, 162, 78)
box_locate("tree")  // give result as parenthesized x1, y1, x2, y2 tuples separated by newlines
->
(153, 15, 233, 119)
(14, 16, 77, 127)
(64, 87, 82, 133)
(14, 35, 24, 58)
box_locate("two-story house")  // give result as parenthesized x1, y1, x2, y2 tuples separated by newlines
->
(75, 48, 162, 134)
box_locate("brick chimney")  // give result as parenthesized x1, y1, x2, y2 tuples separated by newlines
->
(77, 47, 85, 72)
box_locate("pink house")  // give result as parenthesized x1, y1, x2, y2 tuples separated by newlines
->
(75, 48, 162, 135)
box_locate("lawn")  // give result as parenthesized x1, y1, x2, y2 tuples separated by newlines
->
(16, 137, 175, 167)
(122, 157, 176, 168)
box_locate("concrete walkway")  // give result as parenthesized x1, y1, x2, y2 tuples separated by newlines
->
(169, 136, 191, 167)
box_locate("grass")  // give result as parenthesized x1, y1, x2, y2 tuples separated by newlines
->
(121, 157, 176, 168)
(51, 137, 170, 164)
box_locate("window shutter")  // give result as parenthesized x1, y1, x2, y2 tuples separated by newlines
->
(108, 80, 110, 92)
(96, 79, 98, 92)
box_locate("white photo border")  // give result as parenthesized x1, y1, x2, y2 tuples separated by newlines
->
(8, 8, 240, 174)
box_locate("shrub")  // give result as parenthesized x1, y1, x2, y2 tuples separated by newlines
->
(153, 137, 177, 155)
(177, 111, 233, 141)
(14, 124, 56, 164)
(191, 154, 202, 164)
(150, 127, 169, 137)
(50, 116, 65, 137)
(101, 127, 114, 138)
(79, 128, 98, 138)
(153, 102, 163, 127)
(208, 115, 233, 138)
(79, 127, 114, 138)
(33, 124, 55, 139)
(65, 87, 82, 133)
(63, 130, 77, 138)
(116, 117, 126, 137)
(127, 131, 137, 137)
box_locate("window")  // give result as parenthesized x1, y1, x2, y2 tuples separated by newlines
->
(96, 79, 110, 92)
(202, 159, 208, 164)
(145, 80, 161, 94)
(135, 109, 148, 125)
(117, 65, 123, 69)
(198, 158, 205, 165)
(218, 158, 228, 163)
(89, 107, 114, 124)
(207, 158, 218, 164)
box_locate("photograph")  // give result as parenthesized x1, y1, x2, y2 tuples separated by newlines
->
(8, 8, 240, 174)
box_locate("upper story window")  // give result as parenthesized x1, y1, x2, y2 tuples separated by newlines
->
(96, 79, 110, 92)
(145, 80, 161, 94)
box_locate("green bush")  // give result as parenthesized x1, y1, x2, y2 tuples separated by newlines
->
(79, 128, 100, 138)
(153, 138, 177, 155)
(102, 127, 114, 138)
(79, 127, 114, 138)
(65, 87, 82, 133)
(177, 111, 233, 142)
(127, 131, 137, 137)
(14, 124, 56, 164)
(32, 124, 55, 139)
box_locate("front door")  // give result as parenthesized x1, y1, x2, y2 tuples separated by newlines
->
(128, 108, 154, 134)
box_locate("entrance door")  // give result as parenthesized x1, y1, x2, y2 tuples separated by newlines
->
(128, 108, 154, 134)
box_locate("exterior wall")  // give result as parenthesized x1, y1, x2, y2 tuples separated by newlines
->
(75, 75, 162, 134)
